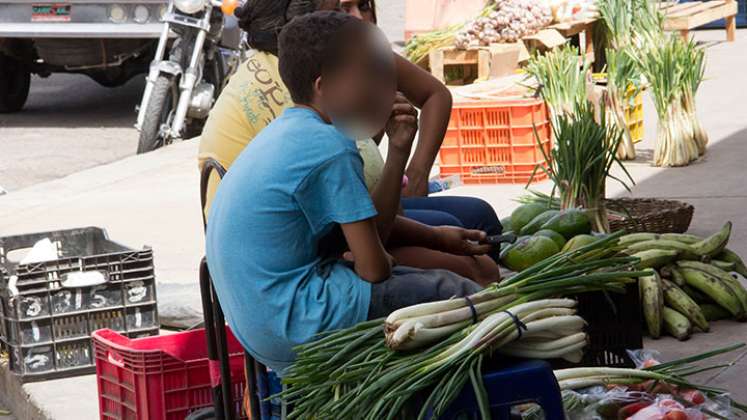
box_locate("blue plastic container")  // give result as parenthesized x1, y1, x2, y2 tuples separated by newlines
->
(683, 0, 747, 28)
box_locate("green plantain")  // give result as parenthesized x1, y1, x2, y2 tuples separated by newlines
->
(661, 279, 709, 331)
(662, 306, 692, 341)
(639, 270, 663, 338)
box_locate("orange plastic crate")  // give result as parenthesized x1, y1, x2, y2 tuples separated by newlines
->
(438, 98, 552, 185)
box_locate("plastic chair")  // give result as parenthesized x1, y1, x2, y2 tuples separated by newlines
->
(437, 360, 565, 420)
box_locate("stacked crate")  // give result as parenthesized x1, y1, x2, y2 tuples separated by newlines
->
(0, 227, 159, 382)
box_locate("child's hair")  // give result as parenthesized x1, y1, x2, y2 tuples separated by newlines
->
(234, 0, 328, 55)
(278, 11, 363, 105)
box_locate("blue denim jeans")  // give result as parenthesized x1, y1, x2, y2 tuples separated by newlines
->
(402, 196, 502, 236)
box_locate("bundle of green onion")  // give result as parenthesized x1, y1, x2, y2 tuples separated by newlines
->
(596, 0, 665, 160)
(524, 45, 591, 126)
(404, 25, 461, 64)
(531, 102, 634, 233)
(631, 35, 708, 167)
(278, 232, 649, 419)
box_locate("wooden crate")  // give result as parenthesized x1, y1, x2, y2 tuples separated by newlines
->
(661, 0, 738, 41)
(428, 47, 494, 85)
(547, 18, 597, 63)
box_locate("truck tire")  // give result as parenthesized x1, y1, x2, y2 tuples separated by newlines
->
(137, 74, 178, 154)
(0, 54, 31, 113)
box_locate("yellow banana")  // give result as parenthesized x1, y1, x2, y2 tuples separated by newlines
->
(679, 267, 744, 318)
(691, 222, 732, 257)
(639, 270, 663, 338)
(662, 279, 709, 331)
(662, 306, 692, 341)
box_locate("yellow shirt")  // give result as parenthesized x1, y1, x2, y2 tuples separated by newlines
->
(198, 50, 385, 212)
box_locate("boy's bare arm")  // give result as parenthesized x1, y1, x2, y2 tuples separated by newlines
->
(341, 218, 395, 283)
(369, 94, 418, 243)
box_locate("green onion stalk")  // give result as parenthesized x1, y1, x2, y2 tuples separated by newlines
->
(524, 45, 591, 128)
(598, 0, 664, 49)
(597, 0, 635, 50)
(681, 39, 708, 156)
(531, 102, 634, 233)
(277, 233, 650, 419)
(605, 47, 641, 160)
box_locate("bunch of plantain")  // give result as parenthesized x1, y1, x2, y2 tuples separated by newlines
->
(616, 222, 747, 340)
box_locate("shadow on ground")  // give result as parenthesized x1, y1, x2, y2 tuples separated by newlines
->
(0, 74, 144, 129)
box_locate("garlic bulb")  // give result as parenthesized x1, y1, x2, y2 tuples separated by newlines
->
(454, 0, 554, 49)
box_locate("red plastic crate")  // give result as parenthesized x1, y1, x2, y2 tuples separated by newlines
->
(438, 98, 552, 185)
(92, 328, 247, 420)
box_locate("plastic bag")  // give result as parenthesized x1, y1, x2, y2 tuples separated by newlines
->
(575, 387, 655, 419)
(574, 387, 733, 420)
(627, 348, 664, 369)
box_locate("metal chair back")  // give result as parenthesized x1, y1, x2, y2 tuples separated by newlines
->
(200, 158, 264, 420)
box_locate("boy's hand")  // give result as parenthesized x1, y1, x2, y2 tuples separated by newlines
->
(434, 226, 493, 256)
(386, 93, 419, 155)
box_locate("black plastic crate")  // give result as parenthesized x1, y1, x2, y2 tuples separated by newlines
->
(0, 227, 160, 382)
(553, 283, 642, 369)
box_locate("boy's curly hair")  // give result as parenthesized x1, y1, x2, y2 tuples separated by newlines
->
(278, 11, 362, 104)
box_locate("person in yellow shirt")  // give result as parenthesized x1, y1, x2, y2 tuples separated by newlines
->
(199, 0, 502, 283)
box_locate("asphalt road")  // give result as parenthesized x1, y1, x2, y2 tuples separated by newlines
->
(0, 4, 405, 193)
(0, 74, 144, 192)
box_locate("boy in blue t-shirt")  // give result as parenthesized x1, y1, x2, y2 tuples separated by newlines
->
(206, 11, 481, 375)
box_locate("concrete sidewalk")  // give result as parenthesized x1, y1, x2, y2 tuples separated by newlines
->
(1, 29, 747, 419)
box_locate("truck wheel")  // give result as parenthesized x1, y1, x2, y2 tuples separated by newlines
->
(137, 74, 178, 154)
(0, 54, 31, 113)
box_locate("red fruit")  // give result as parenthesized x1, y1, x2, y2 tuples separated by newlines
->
(618, 401, 653, 419)
(663, 409, 688, 420)
(679, 389, 706, 405)
(642, 359, 660, 368)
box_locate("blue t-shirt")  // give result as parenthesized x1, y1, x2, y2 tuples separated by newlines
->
(205, 107, 378, 375)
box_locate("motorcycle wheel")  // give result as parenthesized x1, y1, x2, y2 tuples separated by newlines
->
(0, 54, 31, 113)
(137, 74, 178, 154)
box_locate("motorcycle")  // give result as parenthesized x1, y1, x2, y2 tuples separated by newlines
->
(135, 0, 241, 153)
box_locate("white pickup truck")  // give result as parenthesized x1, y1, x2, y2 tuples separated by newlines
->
(0, 1, 168, 112)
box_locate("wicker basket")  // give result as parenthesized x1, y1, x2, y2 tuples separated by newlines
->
(605, 198, 694, 234)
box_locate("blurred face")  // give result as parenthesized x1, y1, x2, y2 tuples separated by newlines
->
(318, 24, 395, 140)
